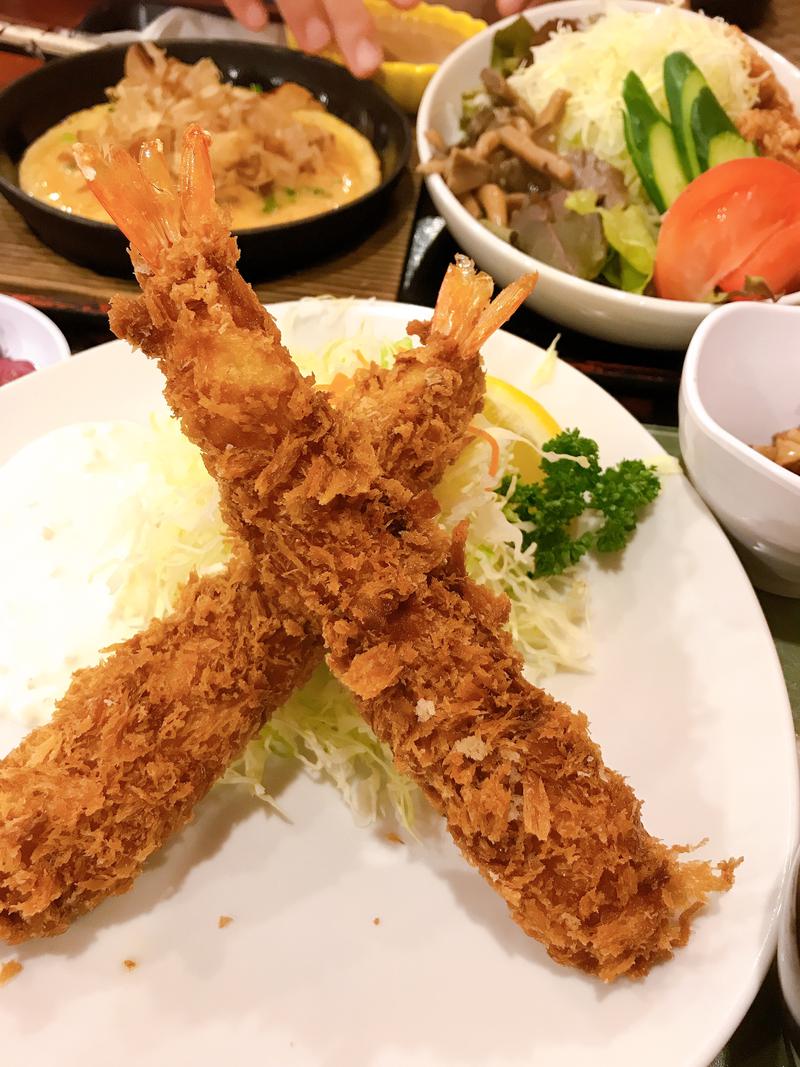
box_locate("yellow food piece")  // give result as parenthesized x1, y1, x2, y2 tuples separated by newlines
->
(484, 377, 561, 483)
(287, 0, 486, 113)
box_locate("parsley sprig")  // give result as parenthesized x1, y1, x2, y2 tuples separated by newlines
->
(498, 429, 661, 578)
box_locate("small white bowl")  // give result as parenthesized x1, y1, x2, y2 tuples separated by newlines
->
(679, 303, 800, 597)
(417, 0, 800, 349)
(0, 294, 70, 375)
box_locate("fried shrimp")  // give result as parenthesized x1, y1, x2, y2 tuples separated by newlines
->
(0, 133, 533, 943)
(0, 551, 320, 943)
(69, 126, 736, 980)
(330, 528, 737, 979)
(732, 28, 800, 171)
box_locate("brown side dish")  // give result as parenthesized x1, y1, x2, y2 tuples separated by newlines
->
(754, 426, 800, 475)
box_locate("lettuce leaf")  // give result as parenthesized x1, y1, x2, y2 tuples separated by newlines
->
(566, 189, 657, 293)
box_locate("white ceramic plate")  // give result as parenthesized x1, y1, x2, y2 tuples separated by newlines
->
(417, 0, 800, 349)
(0, 300, 796, 1067)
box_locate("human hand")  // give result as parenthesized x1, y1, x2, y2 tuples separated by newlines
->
(222, 0, 539, 79)
(223, 0, 416, 77)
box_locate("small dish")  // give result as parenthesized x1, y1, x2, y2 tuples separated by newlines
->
(417, 0, 800, 348)
(679, 302, 800, 597)
(0, 294, 70, 380)
(287, 0, 486, 114)
(0, 40, 410, 278)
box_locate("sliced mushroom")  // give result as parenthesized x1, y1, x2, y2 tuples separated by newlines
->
(497, 125, 574, 187)
(534, 89, 571, 133)
(443, 147, 492, 196)
(477, 183, 508, 227)
(480, 66, 517, 104)
(417, 158, 448, 176)
(459, 191, 482, 218)
(505, 192, 529, 212)
(425, 128, 447, 155)
(474, 129, 502, 159)
(479, 67, 538, 127)
(511, 115, 534, 135)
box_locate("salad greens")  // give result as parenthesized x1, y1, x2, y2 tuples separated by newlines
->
(490, 16, 537, 77)
(443, 11, 763, 299)
(498, 429, 661, 579)
(565, 190, 657, 294)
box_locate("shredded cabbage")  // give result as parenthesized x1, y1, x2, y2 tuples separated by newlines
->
(510, 6, 759, 203)
(227, 667, 420, 827)
(101, 413, 232, 628)
(434, 426, 589, 680)
(48, 332, 588, 830)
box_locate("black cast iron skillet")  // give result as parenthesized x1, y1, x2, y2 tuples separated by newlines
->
(0, 40, 411, 278)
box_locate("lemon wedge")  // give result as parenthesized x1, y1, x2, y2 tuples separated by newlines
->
(483, 378, 561, 483)
(286, 1, 486, 113)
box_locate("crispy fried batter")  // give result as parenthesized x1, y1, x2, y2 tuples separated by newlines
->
(11, 126, 735, 979)
(0, 240, 505, 939)
(737, 107, 800, 170)
(0, 551, 321, 943)
(328, 525, 737, 980)
(732, 27, 800, 170)
(97, 129, 734, 979)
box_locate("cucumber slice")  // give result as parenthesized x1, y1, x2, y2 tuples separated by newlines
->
(663, 52, 705, 180)
(623, 72, 687, 213)
(707, 129, 758, 169)
(691, 86, 755, 171)
(649, 124, 690, 208)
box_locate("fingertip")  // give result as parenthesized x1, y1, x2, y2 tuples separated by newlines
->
(496, 0, 527, 14)
(302, 15, 332, 51)
(242, 0, 268, 30)
(351, 37, 383, 77)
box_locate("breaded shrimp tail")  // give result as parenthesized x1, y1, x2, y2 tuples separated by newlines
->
(58, 126, 735, 979)
(79, 127, 452, 632)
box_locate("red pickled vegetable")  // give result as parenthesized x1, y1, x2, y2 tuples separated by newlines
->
(0, 355, 36, 386)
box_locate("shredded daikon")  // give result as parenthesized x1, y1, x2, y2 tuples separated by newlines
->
(510, 6, 760, 200)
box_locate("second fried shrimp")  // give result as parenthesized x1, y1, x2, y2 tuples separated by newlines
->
(76, 127, 736, 980)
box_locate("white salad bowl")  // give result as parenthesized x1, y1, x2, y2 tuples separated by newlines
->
(0, 293, 70, 373)
(417, 0, 800, 349)
(679, 303, 800, 597)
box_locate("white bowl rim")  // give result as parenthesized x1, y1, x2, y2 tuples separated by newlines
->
(682, 302, 800, 496)
(0, 293, 71, 368)
(417, 0, 800, 319)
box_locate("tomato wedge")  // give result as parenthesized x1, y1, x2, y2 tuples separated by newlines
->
(653, 157, 800, 301)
